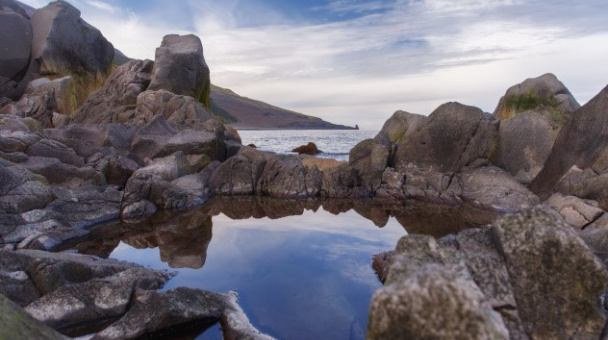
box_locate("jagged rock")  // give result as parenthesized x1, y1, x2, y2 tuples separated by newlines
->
(368, 263, 508, 340)
(544, 193, 604, 229)
(530, 84, 608, 198)
(256, 154, 309, 198)
(92, 287, 226, 340)
(493, 111, 560, 184)
(25, 137, 83, 167)
(148, 34, 211, 108)
(392, 102, 498, 173)
(25, 267, 170, 335)
(122, 152, 213, 218)
(0, 5, 32, 87)
(72, 59, 154, 125)
(20, 156, 104, 187)
(292, 142, 321, 155)
(320, 163, 370, 198)
(30, 1, 114, 109)
(0, 162, 54, 214)
(491, 206, 608, 339)
(493, 73, 579, 121)
(209, 155, 259, 195)
(579, 214, 608, 266)
(447, 166, 540, 212)
(0, 269, 40, 307)
(0, 293, 67, 340)
(134, 89, 214, 129)
(129, 115, 227, 162)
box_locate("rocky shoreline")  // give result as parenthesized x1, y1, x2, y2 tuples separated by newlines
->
(2, 0, 608, 339)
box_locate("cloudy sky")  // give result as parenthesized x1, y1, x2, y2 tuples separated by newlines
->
(20, 0, 608, 129)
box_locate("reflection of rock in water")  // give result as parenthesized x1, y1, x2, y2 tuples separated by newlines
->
(202, 196, 498, 238)
(122, 209, 213, 269)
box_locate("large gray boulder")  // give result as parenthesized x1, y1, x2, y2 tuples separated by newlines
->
(256, 154, 309, 198)
(0, 162, 54, 214)
(0, 5, 32, 87)
(493, 110, 561, 184)
(493, 73, 579, 122)
(490, 206, 608, 339)
(530, 84, 608, 198)
(148, 34, 211, 108)
(30, 1, 114, 109)
(72, 59, 154, 125)
(392, 102, 498, 173)
(368, 206, 608, 339)
(368, 235, 509, 340)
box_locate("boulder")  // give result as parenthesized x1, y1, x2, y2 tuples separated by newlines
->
(493, 110, 560, 184)
(493, 73, 579, 122)
(392, 102, 498, 173)
(377, 110, 426, 144)
(92, 287, 226, 340)
(579, 214, 608, 266)
(0, 293, 67, 340)
(0, 162, 54, 214)
(544, 193, 604, 229)
(368, 243, 509, 340)
(447, 166, 540, 212)
(134, 89, 214, 128)
(20, 156, 104, 187)
(209, 155, 259, 195)
(292, 142, 321, 155)
(490, 206, 608, 339)
(256, 154, 309, 198)
(0, 6, 32, 88)
(148, 34, 211, 108)
(25, 267, 169, 335)
(320, 163, 370, 198)
(529, 84, 608, 198)
(72, 59, 154, 125)
(30, 1, 114, 109)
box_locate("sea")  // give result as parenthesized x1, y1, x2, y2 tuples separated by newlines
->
(238, 129, 377, 161)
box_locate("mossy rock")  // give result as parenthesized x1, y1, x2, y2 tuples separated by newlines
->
(0, 294, 67, 340)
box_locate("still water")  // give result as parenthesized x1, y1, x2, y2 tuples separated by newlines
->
(77, 197, 496, 340)
(238, 129, 376, 161)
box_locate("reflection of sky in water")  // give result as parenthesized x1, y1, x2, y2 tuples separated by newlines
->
(110, 208, 406, 340)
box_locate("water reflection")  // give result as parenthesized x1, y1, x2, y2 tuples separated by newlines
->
(57, 197, 498, 339)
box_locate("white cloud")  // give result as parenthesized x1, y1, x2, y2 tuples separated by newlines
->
(16, 0, 608, 130)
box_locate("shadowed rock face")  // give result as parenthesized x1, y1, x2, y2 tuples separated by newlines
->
(148, 34, 210, 109)
(29, 1, 114, 109)
(391, 102, 498, 173)
(0, 5, 31, 84)
(529, 84, 608, 198)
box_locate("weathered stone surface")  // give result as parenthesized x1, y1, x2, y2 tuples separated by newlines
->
(0, 269, 40, 307)
(21, 156, 104, 187)
(0, 6, 32, 85)
(134, 89, 214, 128)
(0, 293, 67, 340)
(0, 162, 54, 214)
(30, 1, 114, 109)
(92, 287, 226, 340)
(320, 163, 370, 198)
(392, 102, 498, 173)
(493, 73, 579, 121)
(209, 155, 258, 195)
(377, 110, 426, 144)
(448, 166, 540, 212)
(25, 267, 170, 334)
(579, 213, 608, 267)
(25, 138, 84, 167)
(544, 193, 604, 229)
(491, 206, 608, 339)
(72, 59, 154, 125)
(148, 34, 211, 108)
(493, 111, 560, 184)
(257, 154, 309, 198)
(122, 152, 212, 217)
(554, 167, 608, 211)
(530, 84, 608, 198)
(368, 264, 508, 340)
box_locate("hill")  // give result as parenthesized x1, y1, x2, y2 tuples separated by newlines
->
(210, 84, 356, 130)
